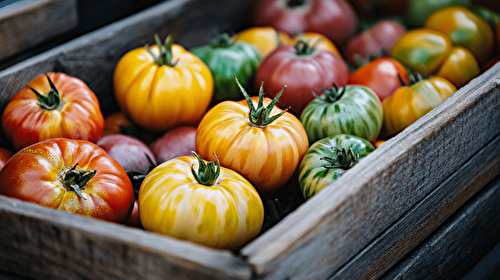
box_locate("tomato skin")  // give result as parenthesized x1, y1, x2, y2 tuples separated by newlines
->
(255, 44, 349, 116)
(344, 19, 407, 66)
(150, 125, 197, 164)
(234, 26, 293, 57)
(252, 0, 359, 45)
(381, 76, 457, 138)
(435, 46, 480, 87)
(347, 57, 409, 101)
(0, 147, 12, 171)
(139, 155, 264, 250)
(300, 85, 383, 144)
(298, 134, 375, 199)
(0, 138, 135, 223)
(113, 39, 213, 132)
(1, 72, 104, 151)
(424, 5, 494, 63)
(195, 97, 309, 193)
(406, 0, 471, 27)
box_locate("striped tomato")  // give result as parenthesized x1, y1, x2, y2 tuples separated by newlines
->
(300, 84, 383, 144)
(138, 152, 264, 250)
(195, 77, 309, 192)
(299, 134, 375, 199)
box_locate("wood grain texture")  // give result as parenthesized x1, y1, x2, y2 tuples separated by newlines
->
(379, 173, 500, 280)
(0, 195, 252, 280)
(330, 132, 500, 279)
(0, 0, 78, 61)
(240, 65, 500, 280)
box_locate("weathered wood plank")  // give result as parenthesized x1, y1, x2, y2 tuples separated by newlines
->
(0, 195, 252, 280)
(0, 0, 78, 61)
(240, 65, 500, 280)
(379, 172, 500, 280)
(330, 132, 500, 279)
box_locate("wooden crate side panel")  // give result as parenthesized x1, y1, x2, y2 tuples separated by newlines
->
(241, 67, 500, 280)
(379, 172, 500, 280)
(0, 0, 78, 61)
(330, 132, 500, 279)
(0, 196, 252, 280)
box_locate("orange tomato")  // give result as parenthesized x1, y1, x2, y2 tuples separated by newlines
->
(234, 26, 293, 57)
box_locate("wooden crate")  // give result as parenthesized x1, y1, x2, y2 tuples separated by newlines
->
(0, 0, 499, 279)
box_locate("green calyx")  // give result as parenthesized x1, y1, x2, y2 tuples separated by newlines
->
(147, 34, 178, 67)
(62, 164, 96, 200)
(191, 151, 220, 186)
(321, 146, 360, 170)
(398, 70, 424, 87)
(314, 83, 346, 103)
(294, 39, 315, 56)
(28, 73, 61, 110)
(209, 33, 234, 48)
(234, 75, 288, 127)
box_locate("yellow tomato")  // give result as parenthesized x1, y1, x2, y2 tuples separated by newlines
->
(381, 76, 456, 138)
(436, 46, 480, 88)
(113, 35, 213, 132)
(234, 26, 293, 57)
(139, 153, 264, 250)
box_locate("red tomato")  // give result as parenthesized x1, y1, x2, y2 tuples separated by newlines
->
(344, 19, 406, 66)
(252, 0, 359, 45)
(0, 138, 134, 224)
(102, 112, 159, 144)
(0, 147, 12, 172)
(126, 200, 143, 228)
(1, 72, 104, 151)
(347, 57, 409, 101)
(255, 41, 349, 116)
(149, 125, 197, 164)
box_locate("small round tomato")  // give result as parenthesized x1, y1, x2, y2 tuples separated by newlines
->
(252, 0, 359, 45)
(344, 19, 406, 66)
(300, 84, 383, 144)
(1, 72, 104, 150)
(113, 35, 213, 132)
(435, 46, 480, 87)
(234, 26, 293, 57)
(298, 134, 375, 199)
(139, 152, 264, 250)
(255, 41, 349, 116)
(424, 5, 494, 63)
(0, 138, 135, 223)
(347, 57, 409, 101)
(196, 77, 309, 192)
(381, 75, 457, 138)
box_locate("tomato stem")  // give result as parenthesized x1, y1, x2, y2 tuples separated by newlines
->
(62, 164, 96, 200)
(28, 73, 62, 110)
(191, 151, 220, 186)
(321, 147, 360, 170)
(209, 33, 234, 48)
(294, 40, 314, 56)
(314, 83, 346, 103)
(235, 75, 288, 126)
(146, 34, 178, 67)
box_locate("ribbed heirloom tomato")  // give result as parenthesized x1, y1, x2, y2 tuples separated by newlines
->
(113, 35, 213, 132)
(0, 138, 135, 224)
(1, 72, 104, 150)
(139, 152, 264, 250)
(195, 77, 309, 192)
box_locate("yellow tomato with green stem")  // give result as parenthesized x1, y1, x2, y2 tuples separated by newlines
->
(195, 76, 309, 193)
(139, 152, 264, 250)
(113, 34, 213, 132)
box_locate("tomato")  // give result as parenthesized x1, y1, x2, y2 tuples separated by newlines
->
(195, 77, 309, 192)
(406, 0, 471, 27)
(300, 84, 383, 144)
(113, 35, 214, 132)
(0, 138, 134, 223)
(390, 28, 453, 75)
(234, 26, 293, 57)
(139, 152, 264, 250)
(0, 147, 12, 172)
(291, 32, 342, 57)
(192, 33, 263, 104)
(343, 19, 406, 66)
(150, 125, 197, 164)
(381, 75, 457, 138)
(470, 5, 500, 33)
(1, 72, 104, 151)
(435, 46, 480, 87)
(349, 0, 410, 17)
(126, 200, 143, 228)
(424, 5, 495, 63)
(252, 0, 359, 45)
(255, 41, 349, 116)
(101, 112, 158, 144)
(347, 57, 409, 101)
(298, 134, 375, 199)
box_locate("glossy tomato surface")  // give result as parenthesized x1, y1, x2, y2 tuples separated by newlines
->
(1, 72, 104, 150)
(0, 147, 12, 172)
(0, 138, 135, 223)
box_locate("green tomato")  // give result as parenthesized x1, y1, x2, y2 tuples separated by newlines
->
(298, 134, 375, 199)
(300, 84, 383, 144)
(192, 33, 262, 104)
(406, 0, 471, 27)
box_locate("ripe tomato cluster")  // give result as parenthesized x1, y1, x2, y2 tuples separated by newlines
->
(0, 0, 499, 251)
